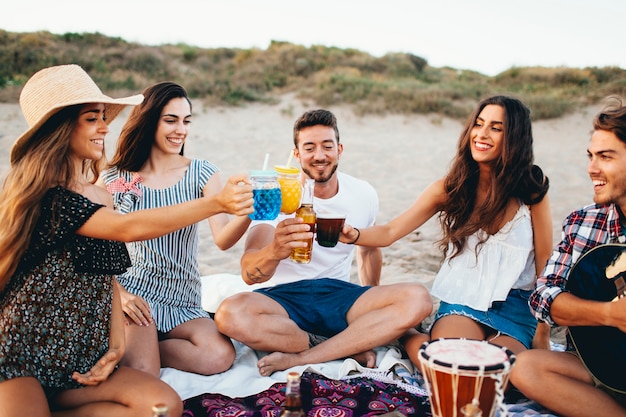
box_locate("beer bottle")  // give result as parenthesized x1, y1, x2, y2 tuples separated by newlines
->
(279, 372, 305, 416)
(289, 178, 316, 263)
(151, 403, 169, 417)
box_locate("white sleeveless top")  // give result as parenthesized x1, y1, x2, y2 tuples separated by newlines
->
(431, 203, 536, 311)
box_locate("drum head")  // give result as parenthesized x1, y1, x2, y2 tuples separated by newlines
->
(419, 338, 515, 371)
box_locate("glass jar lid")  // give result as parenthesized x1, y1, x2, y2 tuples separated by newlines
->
(250, 170, 278, 177)
(274, 165, 300, 175)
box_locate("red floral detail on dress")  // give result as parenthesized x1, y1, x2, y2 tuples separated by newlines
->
(106, 173, 143, 197)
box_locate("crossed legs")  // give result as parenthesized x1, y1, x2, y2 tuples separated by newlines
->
(215, 282, 432, 375)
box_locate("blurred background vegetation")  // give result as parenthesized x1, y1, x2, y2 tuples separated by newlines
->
(1, 29, 625, 120)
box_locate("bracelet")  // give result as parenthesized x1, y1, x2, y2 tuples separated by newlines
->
(347, 228, 360, 244)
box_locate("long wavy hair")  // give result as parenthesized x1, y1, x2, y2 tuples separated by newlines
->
(108, 82, 191, 171)
(0, 105, 105, 291)
(439, 95, 549, 259)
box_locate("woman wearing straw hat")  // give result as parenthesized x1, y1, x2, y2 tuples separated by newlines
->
(100, 81, 251, 376)
(0, 65, 253, 416)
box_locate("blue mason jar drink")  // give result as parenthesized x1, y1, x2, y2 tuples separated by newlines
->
(249, 170, 282, 220)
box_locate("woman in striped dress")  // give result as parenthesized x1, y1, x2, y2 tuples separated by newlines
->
(101, 82, 252, 376)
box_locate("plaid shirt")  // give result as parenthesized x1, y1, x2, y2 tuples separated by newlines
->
(529, 203, 625, 326)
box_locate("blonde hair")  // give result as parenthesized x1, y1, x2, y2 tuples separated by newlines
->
(0, 105, 103, 291)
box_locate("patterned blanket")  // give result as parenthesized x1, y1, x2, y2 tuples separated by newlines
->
(183, 371, 432, 417)
(181, 276, 559, 417)
(181, 369, 557, 417)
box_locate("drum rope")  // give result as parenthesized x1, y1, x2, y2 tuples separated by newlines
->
(419, 339, 514, 417)
(472, 367, 485, 409)
(493, 370, 508, 417)
(452, 366, 460, 415)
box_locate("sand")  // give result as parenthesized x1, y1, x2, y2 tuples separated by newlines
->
(0, 95, 599, 289)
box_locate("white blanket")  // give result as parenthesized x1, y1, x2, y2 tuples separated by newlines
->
(160, 274, 417, 400)
(161, 340, 416, 400)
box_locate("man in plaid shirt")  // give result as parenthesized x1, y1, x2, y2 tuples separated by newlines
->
(510, 97, 626, 417)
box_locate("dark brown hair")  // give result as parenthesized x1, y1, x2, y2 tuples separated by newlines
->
(109, 82, 191, 172)
(293, 109, 340, 147)
(439, 95, 549, 258)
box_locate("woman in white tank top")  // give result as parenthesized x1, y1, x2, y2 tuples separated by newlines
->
(342, 95, 552, 365)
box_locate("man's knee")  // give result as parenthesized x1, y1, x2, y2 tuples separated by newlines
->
(395, 283, 433, 325)
(214, 293, 251, 336)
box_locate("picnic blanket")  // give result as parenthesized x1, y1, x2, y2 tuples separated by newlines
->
(182, 370, 431, 416)
(164, 274, 558, 416)
(161, 340, 557, 417)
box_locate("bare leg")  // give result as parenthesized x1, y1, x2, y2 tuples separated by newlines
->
(400, 327, 429, 368)
(121, 320, 160, 377)
(430, 314, 485, 340)
(531, 322, 551, 350)
(430, 314, 526, 354)
(0, 377, 51, 417)
(307, 332, 377, 367)
(53, 366, 183, 417)
(215, 292, 310, 353)
(256, 283, 432, 375)
(488, 333, 526, 355)
(160, 317, 235, 375)
(511, 349, 626, 417)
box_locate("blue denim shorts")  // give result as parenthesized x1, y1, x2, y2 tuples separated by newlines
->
(434, 289, 537, 348)
(254, 278, 371, 337)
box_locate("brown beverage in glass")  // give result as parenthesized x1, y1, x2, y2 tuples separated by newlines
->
(316, 213, 346, 247)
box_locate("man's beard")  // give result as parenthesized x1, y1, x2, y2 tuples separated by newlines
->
(302, 162, 339, 183)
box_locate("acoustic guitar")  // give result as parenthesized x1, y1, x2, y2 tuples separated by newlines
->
(566, 243, 626, 393)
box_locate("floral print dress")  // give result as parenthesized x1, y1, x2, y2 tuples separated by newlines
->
(0, 187, 131, 396)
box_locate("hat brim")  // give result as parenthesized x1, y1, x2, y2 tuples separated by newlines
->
(10, 93, 143, 165)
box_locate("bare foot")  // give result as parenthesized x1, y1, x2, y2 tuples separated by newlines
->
(257, 352, 299, 376)
(350, 349, 376, 368)
(257, 349, 378, 376)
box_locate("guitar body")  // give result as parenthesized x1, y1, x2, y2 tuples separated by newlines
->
(566, 243, 626, 393)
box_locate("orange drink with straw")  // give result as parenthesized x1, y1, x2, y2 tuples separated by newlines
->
(274, 165, 302, 214)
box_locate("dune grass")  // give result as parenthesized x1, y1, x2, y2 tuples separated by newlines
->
(1, 30, 625, 120)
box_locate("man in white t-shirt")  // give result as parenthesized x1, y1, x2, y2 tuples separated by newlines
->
(215, 109, 433, 375)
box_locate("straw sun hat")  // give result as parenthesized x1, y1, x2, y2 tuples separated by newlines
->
(10, 64, 144, 164)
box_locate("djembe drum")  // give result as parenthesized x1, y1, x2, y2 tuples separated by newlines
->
(418, 338, 515, 417)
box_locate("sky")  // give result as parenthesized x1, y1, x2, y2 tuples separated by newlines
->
(1, 0, 624, 76)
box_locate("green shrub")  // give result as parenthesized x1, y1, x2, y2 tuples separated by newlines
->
(1, 30, 624, 119)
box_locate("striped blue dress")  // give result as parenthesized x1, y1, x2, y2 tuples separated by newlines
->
(102, 159, 217, 332)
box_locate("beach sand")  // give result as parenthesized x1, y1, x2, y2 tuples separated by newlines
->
(0, 96, 598, 291)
